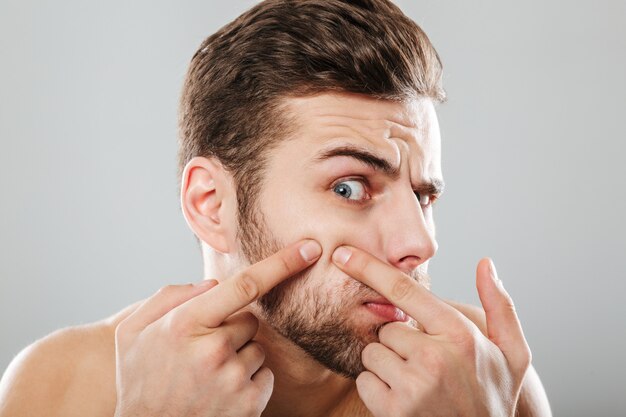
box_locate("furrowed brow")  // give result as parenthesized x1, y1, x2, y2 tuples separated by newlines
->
(312, 145, 401, 179)
(312, 144, 445, 195)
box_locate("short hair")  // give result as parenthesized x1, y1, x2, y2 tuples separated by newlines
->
(177, 0, 445, 246)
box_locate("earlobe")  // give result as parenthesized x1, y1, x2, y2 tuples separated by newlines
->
(180, 156, 233, 254)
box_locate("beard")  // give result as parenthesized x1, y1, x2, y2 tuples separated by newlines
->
(236, 196, 429, 380)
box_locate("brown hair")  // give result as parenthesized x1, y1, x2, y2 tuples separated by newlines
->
(177, 0, 446, 249)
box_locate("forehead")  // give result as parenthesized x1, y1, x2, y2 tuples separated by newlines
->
(278, 92, 442, 179)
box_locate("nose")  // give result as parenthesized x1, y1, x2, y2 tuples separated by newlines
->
(382, 189, 438, 275)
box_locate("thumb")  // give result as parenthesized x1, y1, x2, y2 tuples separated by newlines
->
(476, 258, 532, 374)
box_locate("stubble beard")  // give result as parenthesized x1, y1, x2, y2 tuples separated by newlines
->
(237, 198, 427, 380)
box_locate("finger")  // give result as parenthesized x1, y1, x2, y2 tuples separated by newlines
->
(218, 311, 259, 351)
(476, 258, 532, 374)
(443, 299, 488, 337)
(377, 322, 423, 360)
(332, 245, 462, 335)
(236, 341, 266, 379)
(355, 370, 391, 416)
(249, 366, 274, 413)
(361, 342, 406, 389)
(184, 239, 322, 328)
(251, 365, 274, 388)
(123, 280, 218, 331)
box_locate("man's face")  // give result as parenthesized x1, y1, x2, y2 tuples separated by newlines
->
(237, 92, 443, 379)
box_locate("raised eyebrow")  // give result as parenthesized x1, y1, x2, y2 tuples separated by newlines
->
(312, 144, 401, 179)
(311, 144, 445, 195)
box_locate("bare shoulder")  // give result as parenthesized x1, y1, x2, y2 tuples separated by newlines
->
(0, 300, 143, 417)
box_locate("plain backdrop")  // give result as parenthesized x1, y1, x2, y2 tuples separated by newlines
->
(1, 1, 625, 415)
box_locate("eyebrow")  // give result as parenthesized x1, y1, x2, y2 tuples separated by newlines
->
(312, 144, 446, 195)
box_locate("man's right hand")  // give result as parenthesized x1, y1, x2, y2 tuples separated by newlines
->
(113, 239, 322, 417)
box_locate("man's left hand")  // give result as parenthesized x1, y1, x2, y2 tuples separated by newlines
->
(331, 245, 532, 417)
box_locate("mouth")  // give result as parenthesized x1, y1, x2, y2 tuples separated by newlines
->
(362, 297, 408, 322)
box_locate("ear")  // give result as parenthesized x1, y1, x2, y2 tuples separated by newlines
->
(180, 156, 237, 254)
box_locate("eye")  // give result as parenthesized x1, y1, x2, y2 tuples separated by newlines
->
(333, 179, 368, 202)
(415, 192, 434, 208)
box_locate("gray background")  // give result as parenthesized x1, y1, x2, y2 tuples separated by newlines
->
(1, 1, 624, 415)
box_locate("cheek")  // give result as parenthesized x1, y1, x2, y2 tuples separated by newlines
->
(266, 202, 376, 268)
(260, 179, 385, 276)
(291, 224, 377, 306)
(260, 188, 387, 307)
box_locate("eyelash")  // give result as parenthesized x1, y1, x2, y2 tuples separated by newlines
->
(331, 177, 438, 208)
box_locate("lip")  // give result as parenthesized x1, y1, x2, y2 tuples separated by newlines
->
(362, 301, 408, 322)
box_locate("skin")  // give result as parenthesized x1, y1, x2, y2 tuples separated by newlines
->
(0, 92, 552, 417)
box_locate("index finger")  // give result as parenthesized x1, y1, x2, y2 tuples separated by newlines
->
(331, 245, 464, 335)
(185, 239, 322, 328)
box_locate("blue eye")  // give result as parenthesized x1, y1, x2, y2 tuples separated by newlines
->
(333, 180, 367, 201)
(415, 192, 430, 206)
(415, 192, 435, 208)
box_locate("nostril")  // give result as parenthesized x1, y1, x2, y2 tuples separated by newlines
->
(398, 255, 422, 274)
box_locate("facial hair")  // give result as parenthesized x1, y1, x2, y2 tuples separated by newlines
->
(236, 198, 429, 380)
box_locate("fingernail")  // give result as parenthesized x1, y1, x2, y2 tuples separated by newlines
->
(332, 246, 352, 265)
(488, 259, 502, 287)
(195, 279, 218, 288)
(299, 240, 322, 262)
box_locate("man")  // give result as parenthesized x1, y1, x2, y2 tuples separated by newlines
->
(0, 0, 552, 416)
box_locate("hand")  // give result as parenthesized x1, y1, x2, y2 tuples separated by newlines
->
(113, 239, 322, 417)
(331, 246, 532, 417)
(443, 301, 552, 417)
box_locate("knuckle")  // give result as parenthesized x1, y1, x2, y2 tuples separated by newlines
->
(163, 311, 193, 339)
(206, 335, 233, 366)
(114, 320, 131, 345)
(501, 292, 517, 310)
(391, 277, 414, 302)
(526, 345, 533, 365)
(156, 284, 179, 297)
(448, 309, 475, 337)
(379, 322, 401, 341)
(252, 366, 274, 405)
(519, 344, 533, 372)
(259, 366, 274, 389)
(239, 310, 260, 327)
(249, 317, 261, 337)
(361, 343, 383, 365)
(230, 311, 260, 337)
(229, 362, 250, 390)
(234, 273, 260, 301)
(449, 322, 479, 353)
(249, 341, 265, 361)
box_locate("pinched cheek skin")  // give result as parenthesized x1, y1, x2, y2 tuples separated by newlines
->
(280, 213, 382, 274)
